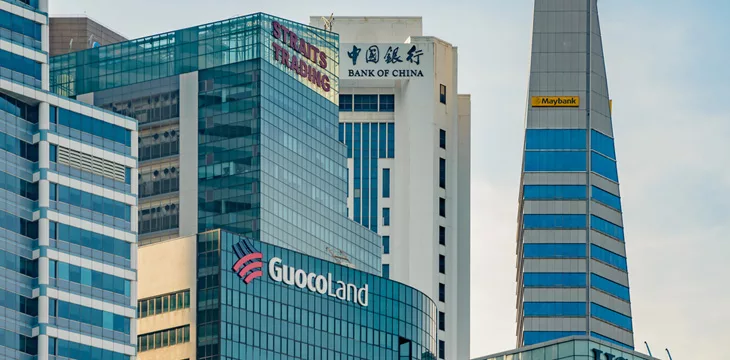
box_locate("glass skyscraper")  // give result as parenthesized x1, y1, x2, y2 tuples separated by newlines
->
(50, 13, 381, 274)
(0, 0, 138, 359)
(516, 0, 634, 349)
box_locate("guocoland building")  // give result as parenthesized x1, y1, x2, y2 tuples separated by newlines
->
(197, 229, 439, 360)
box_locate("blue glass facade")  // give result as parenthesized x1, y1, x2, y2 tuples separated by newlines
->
(517, 0, 634, 349)
(0, 1, 138, 358)
(198, 229, 437, 359)
(51, 12, 381, 274)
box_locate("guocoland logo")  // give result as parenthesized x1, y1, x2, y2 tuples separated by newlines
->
(232, 240, 369, 307)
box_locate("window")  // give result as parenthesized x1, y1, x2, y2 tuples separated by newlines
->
(524, 331, 585, 346)
(379, 94, 394, 112)
(523, 244, 586, 258)
(590, 303, 633, 331)
(49, 183, 57, 201)
(383, 168, 391, 198)
(591, 274, 630, 302)
(439, 340, 446, 359)
(525, 129, 587, 150)
(439, 226, 446, 245)
(590, 244, 627, 271)
(439, 84, 446, 104)
(523, 273, 586, 287)
(439, 283, 445, 302)
(439, 197, 446, 217)
(523, 214, 586, 229)
(523, 302, 587, 317)
(339, 94, 353, 111)
(524, 151, 587, 172)
(591, 151, 619, 182)
(591, 186, 622, 211)
(49, 144, 57, 162)
(590, 332, 633, 350)
(439, 158, 446, 189)
(591, 130, 616, 159)
(48, 337, 56, 355)
(439, 311, 445, 331)
(439, 129, 446, 149)
(383, 236, 390, 254)
(383, 208, 391, 226)
(382, 264, 390, 279)
(49, 221, 57, 239)
(523, 185, 586, 200)
(138, 325, 190, 352)
(439, 254, 446, 274)
(354, 94, 378, 112)
(590, 215, 624, 241)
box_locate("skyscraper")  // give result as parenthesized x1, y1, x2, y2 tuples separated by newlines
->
(1, 0, 138, 358)
(308, 16, 471, 360)
(516, 0, 634, 350)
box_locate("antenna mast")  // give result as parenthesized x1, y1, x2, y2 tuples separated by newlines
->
(644, 342, 653, 358)
(665, 348, 673, 360)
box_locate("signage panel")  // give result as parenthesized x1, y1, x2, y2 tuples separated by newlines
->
(270, 20, 332, 92)
(531, 96, 580, 107)
(340, 43, 430, 79)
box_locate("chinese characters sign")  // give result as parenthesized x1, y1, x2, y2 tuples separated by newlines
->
(340, 43, 429, 79)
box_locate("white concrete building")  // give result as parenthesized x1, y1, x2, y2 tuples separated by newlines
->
(309, 16, 471, 360)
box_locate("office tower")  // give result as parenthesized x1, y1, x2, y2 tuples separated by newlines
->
(49, 16, 127, 56)
(0, 0, 138, 359)
(50, 13, 381, 274)
(516, 0, 634, 349)
(308, 16, 471, 360)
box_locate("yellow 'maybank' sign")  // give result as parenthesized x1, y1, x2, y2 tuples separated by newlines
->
(531, 96, 580, 107)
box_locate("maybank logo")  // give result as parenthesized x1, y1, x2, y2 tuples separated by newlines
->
(531, 96, 580, 107)
(232, 240, 369, 307)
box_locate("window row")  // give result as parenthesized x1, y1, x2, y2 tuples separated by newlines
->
(591, 130, 616, 159)
(137, 289, 190, 318)
(49, 259, 131, 296)
(523, 301, 586, 317)
(339, 94, 394, 112)
(524, 151, 586, 172)
(137, 325, 190, 353)
(590, 332, 633, 350)
(592, 186, 621, 211)
(591, 215, 624, 241)
(0, 49, 41, 79)
(0, 10, 42, 50)
(523, 185, 586, 200)
(0, 211, 37, 239)
(0, 92, 38, 123)
(591, 302, 633, 331)
(591, 244, 627, 271)
(523, 214, 586, 229)
(0, 248, 37, 277)
(591, 273, 630, 302)
(0, 287, 36, 316)
(524, 243, 586, 258)
(0, 130, 38, 161)
(49, 298, 131, 334)
(340, 122, 395, 159)
(591, 151, 619, 182)
(50, 221, 132, 260)
(0, 170, 37, 200)
(101, 90, 180, 126)
(49, 337, 130, 360)
(525, 129, 586, 150)
(524, 272, 586, 288)
(51, 184, 132, 222)
(523, 331, 585, 346)
(52, 106, 133, 148)
(0, 328, 36, 355)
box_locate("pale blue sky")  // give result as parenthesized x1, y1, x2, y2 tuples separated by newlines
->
(50, 0, 730, 358)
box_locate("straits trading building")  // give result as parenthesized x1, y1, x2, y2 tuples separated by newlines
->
(50, 13, 438, 359)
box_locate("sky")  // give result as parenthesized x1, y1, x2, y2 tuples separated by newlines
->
(49, 0, 730, 358)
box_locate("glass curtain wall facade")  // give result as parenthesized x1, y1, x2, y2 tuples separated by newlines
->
(0, 0, 138, 359)
(198, 229, 437, 359)
(476, 337, 657, 360)
(50, 13, 381, 274)
(516, 0, 634, 349)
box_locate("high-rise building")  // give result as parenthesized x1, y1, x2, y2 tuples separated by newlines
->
(0, 0, 138, 359)
(49, 16, 127, 56)
(516, 0, 634, 349)
(308, 16, 471, 360)
(50, 13, 381, 274)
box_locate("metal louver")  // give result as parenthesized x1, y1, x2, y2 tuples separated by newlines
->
(57, 146, 126, 183)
